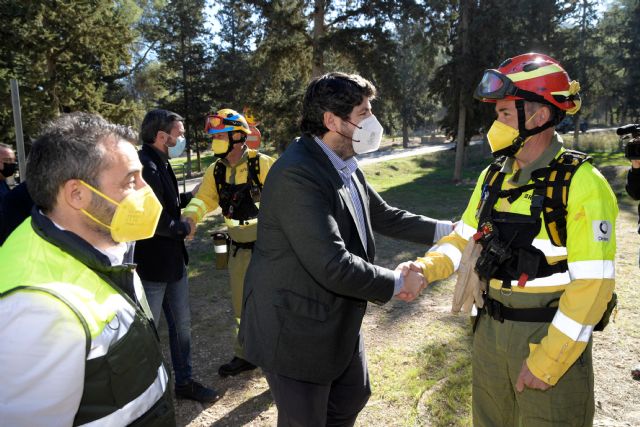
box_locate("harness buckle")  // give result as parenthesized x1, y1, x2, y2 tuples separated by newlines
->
(500, 286, 512, 297)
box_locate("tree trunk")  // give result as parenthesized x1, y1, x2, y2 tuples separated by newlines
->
(402, 118, 409, 148)
(453, 0, 469, 183)
(311, 0, 325, 77)
(573, 111, 581, 149)
(180, 32, 192, 178)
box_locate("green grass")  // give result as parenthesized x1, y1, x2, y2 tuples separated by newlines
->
(362, 148, 490, 219)
(561, 130, 620, 154)
(169, 153, 218, 180)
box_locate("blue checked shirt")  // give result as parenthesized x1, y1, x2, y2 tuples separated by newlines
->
(313, 136, 368, 250)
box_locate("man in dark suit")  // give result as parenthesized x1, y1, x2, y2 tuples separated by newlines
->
(240, 72, 452, 426)
(135, 109, 220, 403)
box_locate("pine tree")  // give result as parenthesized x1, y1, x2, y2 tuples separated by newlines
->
(0, 0, 141, 145)
(430, 0, 576, 179)
(154, 0, 211, 173)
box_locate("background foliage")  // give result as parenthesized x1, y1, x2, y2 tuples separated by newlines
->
(2, 0, 639, 169)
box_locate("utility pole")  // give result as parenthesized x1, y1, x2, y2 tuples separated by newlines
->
(10, 79, 26, 181)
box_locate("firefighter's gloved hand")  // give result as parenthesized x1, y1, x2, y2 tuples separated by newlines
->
(452, 239, 486, 313)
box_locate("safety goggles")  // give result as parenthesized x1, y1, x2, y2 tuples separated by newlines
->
(475, 69, 551, 105)
(474, 69, 520, 100)
(204, 115, 246, 134)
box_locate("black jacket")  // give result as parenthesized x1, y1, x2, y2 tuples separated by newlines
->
(0, 181, 33, 245)
(134, 144, 192, 282)
(626, 167, 640, 200)
(239, 135, 437, 384)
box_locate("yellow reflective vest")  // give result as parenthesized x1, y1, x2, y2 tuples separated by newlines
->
(0, 215, 173, 426)
(418, 144, 617, 385)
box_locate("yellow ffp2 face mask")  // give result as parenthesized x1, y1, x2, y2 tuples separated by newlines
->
(212, 138, 231, 155)
(486, 120, 520, 154)
(80, 181, 162, 243)
(486, 109, 540, 157)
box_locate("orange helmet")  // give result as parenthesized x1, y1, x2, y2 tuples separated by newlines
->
(475, 53, 581, 115)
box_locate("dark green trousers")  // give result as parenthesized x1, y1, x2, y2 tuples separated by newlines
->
(229, 246, 252, 358)
(472, 312, 594, 427)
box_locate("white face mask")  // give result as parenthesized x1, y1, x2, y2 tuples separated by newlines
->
(168, 136, 186, 158)
(351, 115, 384, 154)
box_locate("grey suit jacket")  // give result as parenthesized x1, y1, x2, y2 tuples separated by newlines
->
(239, 135, 437, 384)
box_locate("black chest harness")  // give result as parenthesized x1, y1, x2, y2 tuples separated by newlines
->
(474, 149, 591, 290)
(214, 153, 263, 224)
(471, 149, 615, 326)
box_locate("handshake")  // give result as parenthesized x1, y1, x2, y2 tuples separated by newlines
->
(394, 261, 428, 302)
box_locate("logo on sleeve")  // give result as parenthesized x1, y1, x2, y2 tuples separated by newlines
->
(593, 220, 612, 242)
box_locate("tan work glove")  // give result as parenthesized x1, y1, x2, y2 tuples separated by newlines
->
(452, 239, 487, 314)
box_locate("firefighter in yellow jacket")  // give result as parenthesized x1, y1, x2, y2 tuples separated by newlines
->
(183, 108, 275, 377)
(414, 53, 617, 426)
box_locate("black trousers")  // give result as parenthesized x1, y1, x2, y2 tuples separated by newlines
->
(264, 335, 371, 427)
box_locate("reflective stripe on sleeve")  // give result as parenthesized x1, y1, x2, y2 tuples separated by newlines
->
(183, 198, 207, 222)
(551, 310, 593, 342)
(568, 260, 615, 280)
(454, 221, 476, 241)
(429, 242, 462, 271)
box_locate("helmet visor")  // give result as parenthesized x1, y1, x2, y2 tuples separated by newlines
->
(205, 115, 224, 134)
(474, 69, 515, 100)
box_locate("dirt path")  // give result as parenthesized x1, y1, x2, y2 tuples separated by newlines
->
(163, 165, 640, 427)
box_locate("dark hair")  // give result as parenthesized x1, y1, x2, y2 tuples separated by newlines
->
(26, 112, 138, 212)
(139, 109, 184, 144)
(300, 72, 376, 137)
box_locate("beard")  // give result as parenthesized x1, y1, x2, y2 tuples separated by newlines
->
(335, 122, 356, 160)
(85, 192, 117, 243)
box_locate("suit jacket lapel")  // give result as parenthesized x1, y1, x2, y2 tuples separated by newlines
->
(354, 170, 375, 260)
(300, 136, 369, 257)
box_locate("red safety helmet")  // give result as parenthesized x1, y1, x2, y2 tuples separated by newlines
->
(475, 53, 581, 115)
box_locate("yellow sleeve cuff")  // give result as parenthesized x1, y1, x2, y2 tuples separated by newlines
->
(417, 252, 455, 284)
(526, 339, 587, 386)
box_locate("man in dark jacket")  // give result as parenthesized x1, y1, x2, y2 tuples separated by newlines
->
(0, 143, 16, 198)
(0, 181, 33, 245)
(240, 72, 451, 425)
(136, 109, 219, 403)
(625, 152, 640, 381)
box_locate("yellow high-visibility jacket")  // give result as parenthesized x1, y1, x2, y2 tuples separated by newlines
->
(183, 149, 274, 242)
(418, 145, 617, 385)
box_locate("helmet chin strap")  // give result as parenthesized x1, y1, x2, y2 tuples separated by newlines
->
(502, 100, 557, 157)
(219, 131, 248, 158)
(515, 100, 556, 138)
